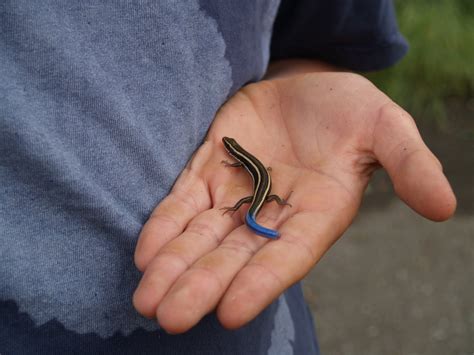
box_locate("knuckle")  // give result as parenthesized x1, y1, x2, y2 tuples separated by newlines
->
(219, 238, 258, 257)
(152, 249, 191, 272)
(246, 261, 285, 289)
(148, 213, 182, 232)
(172, 189, 200, 213)
(279, 233, 316, 266)
(185, 221, 221, 245)
(190, 265, 225, 292)
(378, 101, 416, 128)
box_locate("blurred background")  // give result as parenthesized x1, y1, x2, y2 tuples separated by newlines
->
(304, 1, 474, 354)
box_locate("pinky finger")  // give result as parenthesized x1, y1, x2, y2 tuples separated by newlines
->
(135, 167, 212, 272)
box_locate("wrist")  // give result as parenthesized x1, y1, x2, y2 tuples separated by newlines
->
(264, 59, 344, 80)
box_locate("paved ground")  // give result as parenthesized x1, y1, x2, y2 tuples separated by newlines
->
(303, 106, 474, 355)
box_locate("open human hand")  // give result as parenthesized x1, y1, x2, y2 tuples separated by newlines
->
(133, 71, 456, 333)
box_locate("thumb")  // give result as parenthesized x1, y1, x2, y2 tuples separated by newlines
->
(373, 104, 456, 221)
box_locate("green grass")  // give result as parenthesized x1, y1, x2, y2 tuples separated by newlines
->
(367, 0, 474, 123)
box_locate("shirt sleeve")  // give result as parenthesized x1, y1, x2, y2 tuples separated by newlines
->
(270, 0, 409, 71)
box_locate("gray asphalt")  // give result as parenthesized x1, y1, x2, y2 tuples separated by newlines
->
(304, 200, 473, 355)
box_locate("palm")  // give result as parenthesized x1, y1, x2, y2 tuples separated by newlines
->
(208, 73, 385, 225)
(133, 72, 456, 334)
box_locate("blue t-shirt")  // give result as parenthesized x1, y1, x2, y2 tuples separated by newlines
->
(0, 1, 407, 354)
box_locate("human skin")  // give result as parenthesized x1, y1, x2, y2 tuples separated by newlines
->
(132, 59, 456, 334)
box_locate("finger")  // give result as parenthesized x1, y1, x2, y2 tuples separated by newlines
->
(217, 207, 352, 329)
(133, 175, 262, 320)
(132, 207, 243, 318)
(155, 226, 268, 334)
(372, 103, 456, 221)
(149, 163, 299, 331)
(134, 167, 211, 272)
